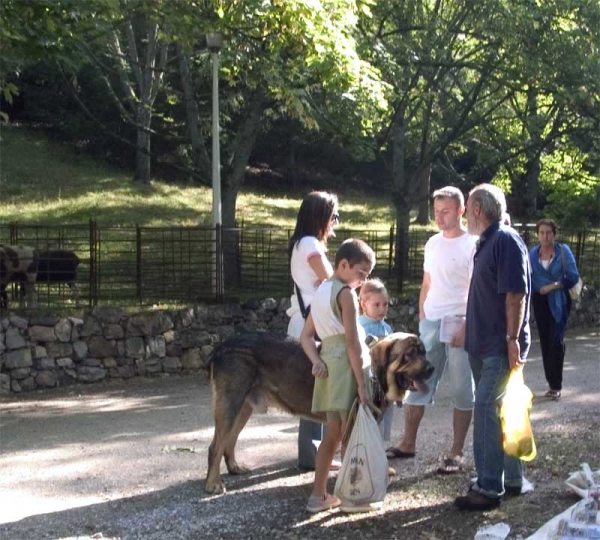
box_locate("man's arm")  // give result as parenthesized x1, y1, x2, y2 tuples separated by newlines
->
(419, 272, 431, 321)
(506, 291, 526, 369)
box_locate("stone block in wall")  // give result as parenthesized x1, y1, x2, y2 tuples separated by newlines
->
(73, 341, 88, 361)
(70, 325, 79, 342)
(166, 342, 182, 357)
(162, 357, 182, 373)
(11, 379, 21, 392)
(125, 312, 174, 337)
(177, 328, 211, 348)
(387, 306, 400, 319)
(174, 307, 195, 329)
(29, 316, 58, 326)
(277, 297, 290, 313)
(36, 371, 57, 388)
(1, 318, 8, 330)
(0, 373, 9, 395)
(251, 309, 269, 323)
(54, 319, 72, 343)
(102, 357, 117, 368)
(163, 330, 176, 343)
(145, 357, 162, 373)
(11, 368, 31, 380)
(5, 348, 32, 369)
(46, 342, 73, 359)
(125, 336, 145, 358)
(181, 348, 202, 370)
(260, 298, 277, 311)
(82, 358, 102, 367)
(88, 336, 117, 358)
(37, 358, 55, 370)
(214, 325, 235, 340)
(77, 366, 106, 382)
(32, 346, 47, 359)
(57, 357, 75, 369)
(20, 377, 36, 391)
(6, 327, 25, 349)
(91, 307, 125, 325)
(9, 315, 28, 329)
(117, 356, 134, 366)
(104, 324, 124, 340)
(28, 325, 56, 342)
(110, 365, 136, 378)
(80, 316, 102, 337)
(135, 358, 146, 376)
(146, 336, 166, 358)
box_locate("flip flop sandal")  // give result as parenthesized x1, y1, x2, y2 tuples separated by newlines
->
(385, 447, 416, 459)
(437, 456, 465, 474)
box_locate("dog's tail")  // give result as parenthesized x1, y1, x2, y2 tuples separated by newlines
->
(203, 339, 227, 379)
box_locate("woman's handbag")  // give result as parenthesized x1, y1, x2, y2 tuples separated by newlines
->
(499, 368, 537, 462)
(560, 245, 583, 300)
(334, 402, 388, 506)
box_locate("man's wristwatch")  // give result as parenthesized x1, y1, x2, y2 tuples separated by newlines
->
(506, 335, 518, 342)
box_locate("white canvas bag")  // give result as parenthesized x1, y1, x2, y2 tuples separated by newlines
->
(334, 403, 388, 506)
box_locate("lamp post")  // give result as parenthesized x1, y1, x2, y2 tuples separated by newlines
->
(207, 32, 224, 298)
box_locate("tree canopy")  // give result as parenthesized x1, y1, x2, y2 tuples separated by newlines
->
(1, 0, 598, 229)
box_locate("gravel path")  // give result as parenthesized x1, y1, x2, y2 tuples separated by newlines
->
(1, 328, 598, 539)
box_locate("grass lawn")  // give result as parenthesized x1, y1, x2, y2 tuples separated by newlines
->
(0, 124, 401, 230)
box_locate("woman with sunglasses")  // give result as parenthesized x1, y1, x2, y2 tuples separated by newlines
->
(287, 191, 340, 470)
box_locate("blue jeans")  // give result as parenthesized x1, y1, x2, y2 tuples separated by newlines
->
(469, 354, 523, 498)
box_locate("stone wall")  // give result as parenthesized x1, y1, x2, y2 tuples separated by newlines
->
(1, 286, 598, 395)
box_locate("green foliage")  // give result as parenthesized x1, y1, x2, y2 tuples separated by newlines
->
(540, 142, 600, 227)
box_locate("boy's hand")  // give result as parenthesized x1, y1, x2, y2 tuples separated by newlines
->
(357, 383, 368, 404)
(311, 359, 328, 378)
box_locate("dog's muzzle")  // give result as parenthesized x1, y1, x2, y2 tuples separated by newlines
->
(396, 361, 434, 394)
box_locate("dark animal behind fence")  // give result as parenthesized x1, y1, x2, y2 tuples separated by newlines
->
(1, 249, 80, 308)
(0, 245, 38, 308)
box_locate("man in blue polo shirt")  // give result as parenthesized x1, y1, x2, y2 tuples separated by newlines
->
(454, 183, 532, 512)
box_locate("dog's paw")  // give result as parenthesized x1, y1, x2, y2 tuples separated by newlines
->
(227, 463, 251, 476)
(204, 480, 226, 494)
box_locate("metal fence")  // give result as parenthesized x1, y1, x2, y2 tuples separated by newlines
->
(1, 221, 598, 310)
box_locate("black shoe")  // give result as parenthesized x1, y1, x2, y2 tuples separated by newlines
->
(504, 485, 522, 496)
(454, 491, 501, 511)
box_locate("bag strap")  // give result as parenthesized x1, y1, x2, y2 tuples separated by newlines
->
(559, 244, 567, 279)
(294, 282, 310, 319)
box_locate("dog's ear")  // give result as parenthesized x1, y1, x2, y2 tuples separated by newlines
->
(370, 333, 403, 366)
(370, 332, 416, 367)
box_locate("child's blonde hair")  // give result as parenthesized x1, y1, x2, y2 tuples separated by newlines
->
(359, 278, 389, 313)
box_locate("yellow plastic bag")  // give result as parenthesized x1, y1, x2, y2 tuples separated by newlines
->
(499, 367, 537, 461)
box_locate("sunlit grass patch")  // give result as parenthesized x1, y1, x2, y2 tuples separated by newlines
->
(0, 124, 429, 232)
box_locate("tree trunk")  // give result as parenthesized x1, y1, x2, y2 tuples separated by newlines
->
(416, 163, 431, 224)
(221, 91, 266, 227)
(134, 104, 151, 183)
(178, 49, 211, 183)
(390, 113, 409, 286)
(513, 88, 541, 222)
(220, 91, 266, 291)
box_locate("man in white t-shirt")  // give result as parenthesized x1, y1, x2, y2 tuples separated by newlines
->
(386, 186, 477, 474)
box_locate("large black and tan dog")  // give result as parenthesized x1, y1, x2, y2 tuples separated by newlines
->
(204, 331, 433, 494)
